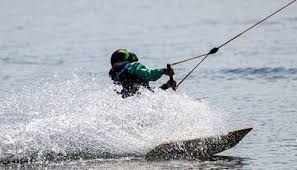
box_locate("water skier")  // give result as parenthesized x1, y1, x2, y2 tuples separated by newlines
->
(109, 49, 176, 98)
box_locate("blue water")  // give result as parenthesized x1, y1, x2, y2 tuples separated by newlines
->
(1, 0, 297, 169)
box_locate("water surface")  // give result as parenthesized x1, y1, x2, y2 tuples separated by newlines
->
(0, 0, 297, 169)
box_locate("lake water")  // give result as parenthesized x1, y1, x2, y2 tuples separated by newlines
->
(0, 0, 297, 169)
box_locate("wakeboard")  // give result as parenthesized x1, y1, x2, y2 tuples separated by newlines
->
(145, 128, 252, 160)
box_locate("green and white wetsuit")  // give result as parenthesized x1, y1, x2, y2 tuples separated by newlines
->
(109, 61, 165, 97)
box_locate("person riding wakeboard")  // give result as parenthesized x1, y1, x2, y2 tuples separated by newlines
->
(109, 49, 176, 98)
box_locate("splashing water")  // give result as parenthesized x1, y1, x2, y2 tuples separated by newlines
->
(0, 74, 227, 163)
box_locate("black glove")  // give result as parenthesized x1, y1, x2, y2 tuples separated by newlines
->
(164, 68, 174, 77)
(160, 79, 177, 90)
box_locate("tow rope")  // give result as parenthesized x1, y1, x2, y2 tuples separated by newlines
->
(169, 0, 296, 90)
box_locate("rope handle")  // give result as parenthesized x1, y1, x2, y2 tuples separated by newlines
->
(167, 64, 176, 91)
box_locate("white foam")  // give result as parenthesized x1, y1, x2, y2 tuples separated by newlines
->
(0, 74, 227, 161)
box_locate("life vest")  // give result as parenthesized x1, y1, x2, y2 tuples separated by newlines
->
(109, 62, 151, 98)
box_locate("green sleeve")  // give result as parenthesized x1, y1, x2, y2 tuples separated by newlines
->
(127, 62, 165, 81)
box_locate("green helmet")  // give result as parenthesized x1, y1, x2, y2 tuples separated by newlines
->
(110, 49, 139, 66)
